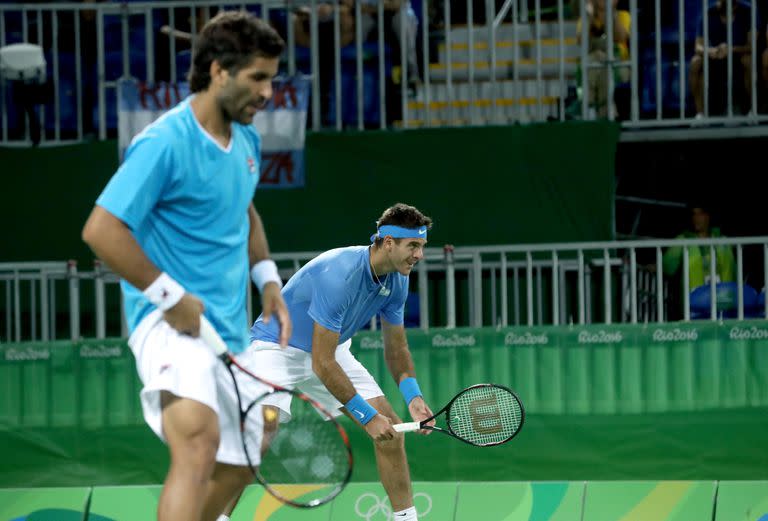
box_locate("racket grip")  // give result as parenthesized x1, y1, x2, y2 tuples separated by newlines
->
(393, 421, 421, 433)
(199, 316, 228, 356)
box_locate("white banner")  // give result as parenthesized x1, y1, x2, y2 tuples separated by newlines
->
(117, 76, 309, 188)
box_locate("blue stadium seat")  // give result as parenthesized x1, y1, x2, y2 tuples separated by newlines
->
(640, 47, 696, 117)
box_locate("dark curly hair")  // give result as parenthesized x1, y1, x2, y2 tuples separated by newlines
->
(374, 203, 433, 246)
(188, 11, 285, 93)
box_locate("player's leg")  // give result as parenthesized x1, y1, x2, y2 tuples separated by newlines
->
(215, 484, 246, 521)
(299, 341, 419, 519)
(366, 395, 418, 518)
(210, 407, 279, 521)
(158, 392, 221, 521)
(200, 463, 252, 521)
(129, 313, 251, 521)
(211, 342, 299, 520)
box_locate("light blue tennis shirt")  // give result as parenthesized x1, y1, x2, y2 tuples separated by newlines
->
(96, 96, 261, 353)
(250, 246, 408, 351)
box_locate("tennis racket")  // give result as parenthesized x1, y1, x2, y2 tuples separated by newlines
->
(393, 383, 524, 447)
(199, 317, 353, 508)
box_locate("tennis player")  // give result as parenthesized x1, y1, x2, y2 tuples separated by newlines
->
(81, 12, 291, 521)
(230, 203, 436, 521)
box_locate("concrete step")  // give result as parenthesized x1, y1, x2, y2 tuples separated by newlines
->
(428, 58, 579, 82)
(416, 79, 568, 102)
(438, 38, 580, 63)
(397, 100, 561, 127)
(445, 21, 578, 44)
(437, 37, 580, 63)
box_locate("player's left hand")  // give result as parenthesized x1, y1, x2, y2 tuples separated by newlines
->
(408, 396, 435, 435)
(261, 281, 292, 347)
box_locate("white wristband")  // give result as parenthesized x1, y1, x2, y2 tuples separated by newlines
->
(250, 259, 282, 293)
(143, 272, 185, 311)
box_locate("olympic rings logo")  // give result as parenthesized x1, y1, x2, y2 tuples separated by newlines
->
(353, 492, 433, 520)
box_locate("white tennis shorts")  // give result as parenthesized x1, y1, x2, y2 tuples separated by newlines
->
(128, 310, 268, 466)
(236, 338, 384, 419)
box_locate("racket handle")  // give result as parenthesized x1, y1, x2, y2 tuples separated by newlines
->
(393, 421, 421, 433)
(199, 316, 228, 356)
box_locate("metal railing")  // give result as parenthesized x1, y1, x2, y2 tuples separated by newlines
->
(2, 236, 766, 342)
(2, 0, 767, 147)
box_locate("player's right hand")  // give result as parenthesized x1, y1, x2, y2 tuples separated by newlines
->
(164, 293, 204, 336)
(364, 414, 396, 442)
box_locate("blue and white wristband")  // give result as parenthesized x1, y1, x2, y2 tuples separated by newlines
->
(399, 377, 423, 405)
(345, 394, 378, 425)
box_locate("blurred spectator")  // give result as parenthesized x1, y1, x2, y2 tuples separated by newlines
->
(359, 0, 421, 86)
(292, 3, 355, 126)
(690, 0, 753, 120)
(576, 0, 631, 118)
(293, 3, 355, 48)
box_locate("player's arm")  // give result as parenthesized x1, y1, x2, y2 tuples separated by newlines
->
(311, 322, 395, 441)
(247, 203, 291, 346)
(381, 318, 435, 434)
(82, 206, 203, 334)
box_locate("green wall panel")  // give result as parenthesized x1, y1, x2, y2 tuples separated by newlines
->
(328, 482, 457, 521)
(454, 482, 584, 521)
(88, 485, 162, 521)
(0, 122, 618, 264)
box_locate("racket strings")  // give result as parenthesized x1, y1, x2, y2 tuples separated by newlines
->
(448, 385, 523, 445)
(242, 392, 351, 489)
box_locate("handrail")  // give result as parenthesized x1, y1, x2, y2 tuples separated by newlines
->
(2, 236, 766, 342)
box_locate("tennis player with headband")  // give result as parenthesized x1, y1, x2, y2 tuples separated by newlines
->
(224, 203, 435, 521)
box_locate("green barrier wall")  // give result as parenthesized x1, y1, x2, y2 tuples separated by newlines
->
(453, 482, 585, 521)
(582, 481, 716, 521)
(1, 321, 767, 488)
(4, 481, 767, 521)
(0, 122, 618, 263)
